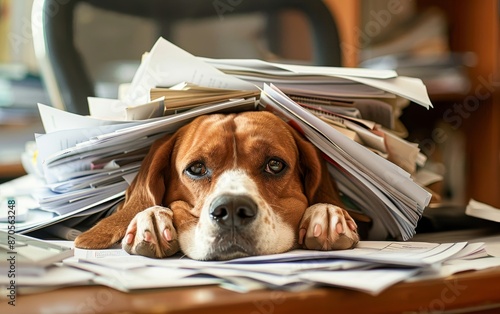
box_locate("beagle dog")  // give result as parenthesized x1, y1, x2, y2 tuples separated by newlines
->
(75, 111, 363, 260)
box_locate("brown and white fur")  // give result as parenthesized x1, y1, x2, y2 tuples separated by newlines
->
(75, 111, 363, 260)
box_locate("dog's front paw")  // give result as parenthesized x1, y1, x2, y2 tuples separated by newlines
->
(122, 206, 179, 258)
(298, 203, 359, 250)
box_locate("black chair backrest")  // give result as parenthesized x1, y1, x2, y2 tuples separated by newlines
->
(34, 0, 341, 115)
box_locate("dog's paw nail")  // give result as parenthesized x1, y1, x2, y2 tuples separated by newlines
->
(298, 228, 306, 244)
(336, 222, 344, 234)
(125, 233, 134, 244)
(144, 230, 153, 242)
(163, 229, 172, 241)
(313, 224, 322, 237)
(348, 220, 357, 230)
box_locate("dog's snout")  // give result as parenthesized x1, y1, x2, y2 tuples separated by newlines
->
(209, 194, 257, 228)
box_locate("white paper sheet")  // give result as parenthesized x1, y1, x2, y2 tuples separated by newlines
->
(37, 103, 134, 133)
(123, 37, 254, 105)
(200, 57, 398, 79)
(200, 55, 432, 110)
(299, 268, 419, 295)
(225, 242, 468, 267)
(64, 258, 220, 292)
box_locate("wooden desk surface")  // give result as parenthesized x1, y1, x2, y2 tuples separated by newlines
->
(5, 266, 500, 314)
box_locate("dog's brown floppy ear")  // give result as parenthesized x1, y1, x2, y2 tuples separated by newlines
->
(289, 126, 372, 236)
(74, 133, 178, 249)
(122, 133, 176, 210)
(287, 126, 342, 206)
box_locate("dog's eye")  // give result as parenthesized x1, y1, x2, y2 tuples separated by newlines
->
(265, 158, 286, 175)
(186, 162, 208, 177)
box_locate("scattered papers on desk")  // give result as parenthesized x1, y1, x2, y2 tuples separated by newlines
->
(0, 231, 74, 278)
(3, 238, 498, 296)
(5, 240, 499, 296)
(0, 266, 96, 295)
(0, 239, 93, 294)
(225, 241, 470, 267)
(42, 240, 495, 295)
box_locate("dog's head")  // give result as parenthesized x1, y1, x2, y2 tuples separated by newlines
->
(124, 111, 341, 260)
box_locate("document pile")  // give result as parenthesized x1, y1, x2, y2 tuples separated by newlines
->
(4, 37, 439, 241)
(20, 240, 496, 295)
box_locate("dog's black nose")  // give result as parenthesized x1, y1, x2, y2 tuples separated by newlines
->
(209, 194, 257, 228)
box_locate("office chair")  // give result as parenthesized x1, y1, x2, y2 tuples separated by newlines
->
(32, 0, 342, 115)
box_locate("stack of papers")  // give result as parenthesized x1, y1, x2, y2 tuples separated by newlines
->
(201, 56, 431, 175)
(201, 56, 432, 108)
(149, 82, 260, 116)
(3, 37, 437, 240)
(260, 84, 431, 240)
